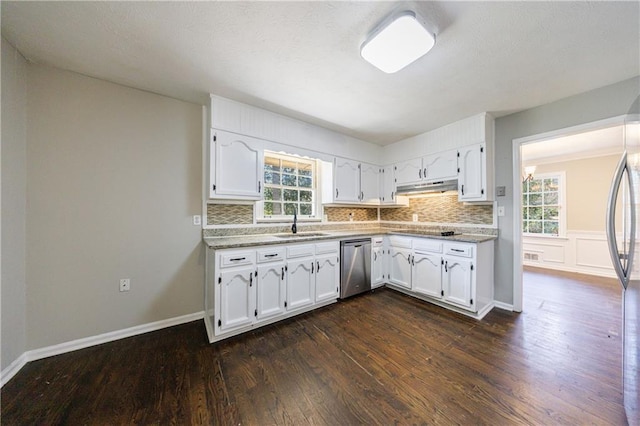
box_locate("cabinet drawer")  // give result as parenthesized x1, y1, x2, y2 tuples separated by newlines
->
(389, 236, 412, 249)
(316, 241, 339, 255)
(444, 244, 473, 258)
(287, 244, 315, 258)
(256, 247, 285, 263)
(372, 236, 384, 247)
(219, 250, 255, 267)
(413, 239, 443, 253)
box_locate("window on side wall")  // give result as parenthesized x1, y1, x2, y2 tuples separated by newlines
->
(522, 172, 565, 237)
(259, 152, 319, 221)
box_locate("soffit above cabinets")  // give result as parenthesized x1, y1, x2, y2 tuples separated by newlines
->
(2, 2, 638, 145)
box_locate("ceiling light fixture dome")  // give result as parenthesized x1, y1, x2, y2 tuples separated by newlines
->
(360, 10, 435, 74)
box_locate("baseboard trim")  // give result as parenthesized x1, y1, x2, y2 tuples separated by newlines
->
(493, 301, 514, 311)
(1, 311, 204, 388)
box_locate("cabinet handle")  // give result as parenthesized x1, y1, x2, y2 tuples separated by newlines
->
(411, 255, 414, 266)
(419, 168, 422, 179)
(249, 274, 253, 286)
(316, 261, 320, 271)
(311, 262, 314, 274)
(230, 257, 246, 262)
(407, 254, 411, 264)
(423, 168, 427, 178)
(461, 184, 464, 195)
(444, 261, 448, 272)
(374, 252, 377, 261)
(391, 191, 394, 200)
(451, 249, 464, 252)
(265, 253, 278, 257)
(281, 267, 284, 280)
(258, 181, 262, 193)
(361, 191, 364, 201)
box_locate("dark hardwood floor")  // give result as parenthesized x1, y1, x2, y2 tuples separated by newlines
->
(2, 268, 626, 424)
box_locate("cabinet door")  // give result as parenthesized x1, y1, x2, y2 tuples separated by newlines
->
(371, 246, 385, 287)
(413, 252, 443, 299)
(334, 157, 361, 202)
(360, 163, 380, 203)
(458, 143, 486, 201)
(211, 130, 264, 199)
(394, 158, 423, 186)
(443, 257, 474, 310)
(286, 258, 315, 311)
(424, 149, 458, 181)
(256, 263, 286, 322)
(389, 246, 412, 289)
(315, 253, 340, 303)
(381, 166, 396, 204)
(219, 267, 255, 332)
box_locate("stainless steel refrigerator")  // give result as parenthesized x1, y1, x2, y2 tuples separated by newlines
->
(606, 95, 639, 424)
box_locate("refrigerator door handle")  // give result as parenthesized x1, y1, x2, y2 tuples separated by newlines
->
(606, 151, 634, 289)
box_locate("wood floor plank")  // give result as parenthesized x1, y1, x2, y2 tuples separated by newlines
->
(1, 267, 627, 424)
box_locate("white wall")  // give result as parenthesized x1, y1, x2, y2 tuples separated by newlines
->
(494, 77, 639, 304)
(1, 38, 28, 371)
(25, 64, 204, 350)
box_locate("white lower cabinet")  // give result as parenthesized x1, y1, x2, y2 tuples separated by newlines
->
(386, 237, 494, 318)
(371, 236, 386, 288)
(205, 241, 340, 343)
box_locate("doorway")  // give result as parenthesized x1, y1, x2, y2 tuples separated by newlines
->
(512, 116, 627, 311)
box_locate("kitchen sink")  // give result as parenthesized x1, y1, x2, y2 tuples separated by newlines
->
(274, 232, 328, 238)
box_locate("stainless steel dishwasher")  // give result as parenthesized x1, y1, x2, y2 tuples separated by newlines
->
(340, 238, 372, 299)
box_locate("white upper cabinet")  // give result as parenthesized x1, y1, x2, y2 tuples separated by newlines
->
(210, 130, 264, 200)
(333, 158, 361, 203)
(423, 149, 458, 182)
(360, 162, 380, 203)
(458, 143, 487, 201)
(380, 166, 395, 204)
(394, 158, 423, 186)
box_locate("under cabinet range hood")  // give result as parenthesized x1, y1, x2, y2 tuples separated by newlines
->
(395, 179, 458, 195)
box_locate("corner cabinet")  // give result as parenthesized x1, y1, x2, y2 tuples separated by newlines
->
(209, 129, 264, 200)
(205, 241, 340, 343)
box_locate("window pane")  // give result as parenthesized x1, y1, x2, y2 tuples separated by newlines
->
(283, 189, 299, 201)
(528, 221, 542, 233)
(300, 190, 312, 202)
(282, 174, 297, 186)
(544, 178, 559, 192)
(264, 157, 281, 172)
(522, 180, 529, 193)
(270, 188, 282, 201)
(263, 202, 274, 216)
(522, 208, 529, 220)
(300, 203, 312, 215)
(544, 207, 559, 220)
(522, 193, 528, 206)
(544, 191, 558, 205)
(282, 160, 297, 174)
(529, 179, 542, 192)
(544, 221, 559, 235)
(264, 187, 273, 200)
(299, 163, 312, 176)
(529, 193, 542, 206)
(529, 207, 542, 220)
(523, 221, 529, 233)
(264, 171, 280, 185)
(299, 176, 312, 188)
(284, 203, 297, 215)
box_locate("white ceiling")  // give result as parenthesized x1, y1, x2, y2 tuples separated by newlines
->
(521, 125, 624, 165)
(2, 1, 638, 145)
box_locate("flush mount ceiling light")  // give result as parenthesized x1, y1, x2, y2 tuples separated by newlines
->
(360, 10, 435, 73)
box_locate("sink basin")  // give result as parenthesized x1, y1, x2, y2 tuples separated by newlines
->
(275, 232, 328, 238)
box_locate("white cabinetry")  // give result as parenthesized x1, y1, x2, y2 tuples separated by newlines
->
(204, 241, 340, 343)
(209, 129, 264, 200)
(385, 236, 494, 318)
(458, 143, 491, 201)
(394, 149, 458, 186)
(371, 236, 386, 288)
(394, 158, 423, 186)
(332, 158, 380, 204)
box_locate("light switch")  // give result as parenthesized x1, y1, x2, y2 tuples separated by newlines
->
(496, 186, 506, 197)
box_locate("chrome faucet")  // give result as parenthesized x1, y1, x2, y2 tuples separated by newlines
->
(291, 207, 297, 234)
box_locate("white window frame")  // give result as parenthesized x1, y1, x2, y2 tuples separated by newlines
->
(522, 171, 567, 238)
(257, 151, 322, 222)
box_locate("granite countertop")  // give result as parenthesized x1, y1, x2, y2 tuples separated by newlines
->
(203, 228, 496, 250)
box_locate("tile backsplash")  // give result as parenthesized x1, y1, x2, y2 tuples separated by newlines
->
(324, 207, 378, 222)
(380, 194, 493, 225)
(207, 204, 253, 225)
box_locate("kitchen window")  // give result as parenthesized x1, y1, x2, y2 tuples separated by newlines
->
(522, 172, 565, 237)
(259, 152, 319, 220)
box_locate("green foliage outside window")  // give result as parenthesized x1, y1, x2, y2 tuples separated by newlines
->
(263, 154, 315, 217)
(523, 176, 560, 236)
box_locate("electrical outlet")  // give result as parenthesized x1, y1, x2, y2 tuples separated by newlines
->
(119, 278, 131, 292)
(497, 206, 505, 217)
(349, 212, 353, 222)
(412, 214, 418, 222)
(193, 215, 202, 226)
